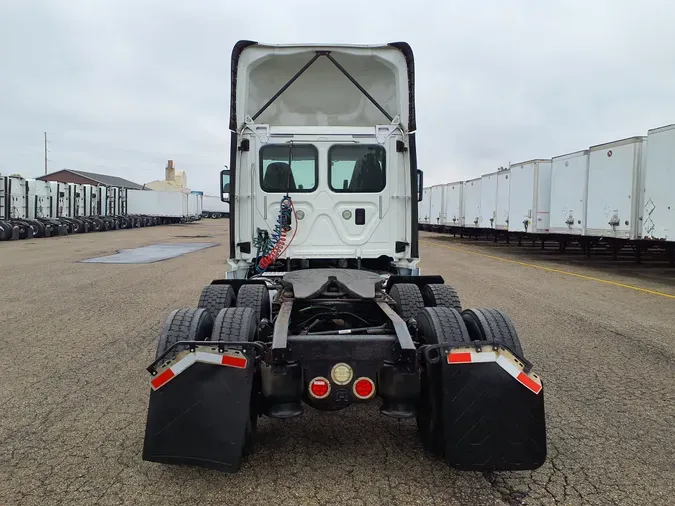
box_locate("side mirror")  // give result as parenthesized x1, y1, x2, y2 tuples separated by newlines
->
(416, 170, 423, 202)
(220, 168, 231, 202)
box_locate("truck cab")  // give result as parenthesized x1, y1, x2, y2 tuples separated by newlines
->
(222, 41, 422, 278)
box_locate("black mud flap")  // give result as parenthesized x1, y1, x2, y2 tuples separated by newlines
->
(142, 357, 255, 472)
(441, 359, 547, 471)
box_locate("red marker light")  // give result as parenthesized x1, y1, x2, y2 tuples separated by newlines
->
(353, 377, 375, 399)
(309, 377, 331, 399)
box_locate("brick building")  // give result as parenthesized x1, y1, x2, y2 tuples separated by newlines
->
(38, 169, 145, 190)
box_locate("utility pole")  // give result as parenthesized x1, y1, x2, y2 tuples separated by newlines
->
(44, 132, 48, 175)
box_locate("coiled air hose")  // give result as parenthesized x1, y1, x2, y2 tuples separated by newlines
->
(256, 195, 297, 272)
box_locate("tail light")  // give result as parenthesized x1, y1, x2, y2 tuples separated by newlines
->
(353, 377, 375, 400)
(308, 377, 331, 399)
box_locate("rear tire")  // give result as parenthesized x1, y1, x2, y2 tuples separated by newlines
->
(198, 284, 236, 319)
(415, 307, 471, 456)
(422, 284, 462, 312)
(155, 308, 214, 361)
(461, 308, 524, 357)
(211, 307, 259, 456)
(389, 283, 425, 320)
(236, 284, 271, 321)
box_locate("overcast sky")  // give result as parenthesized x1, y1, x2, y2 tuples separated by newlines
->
(1, 0, 674, 193)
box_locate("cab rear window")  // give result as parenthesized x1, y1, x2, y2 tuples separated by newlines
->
(329, 145, 386, 193)
(260, 144, 318, 193)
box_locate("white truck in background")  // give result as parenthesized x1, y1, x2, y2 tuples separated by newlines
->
(202, 194, 230, 218)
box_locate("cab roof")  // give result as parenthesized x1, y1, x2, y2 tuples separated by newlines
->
(229, 41, 416, 133)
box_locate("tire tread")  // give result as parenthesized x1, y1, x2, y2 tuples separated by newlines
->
(422, 284, 462, 312)
(390, 283, 425, 319)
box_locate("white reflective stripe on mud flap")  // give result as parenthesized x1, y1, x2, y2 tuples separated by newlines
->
(171, 353, 197, 375)
(469, 351, 497, 363)
(195, 351, 224, 365)
(495, 354, 521, 380)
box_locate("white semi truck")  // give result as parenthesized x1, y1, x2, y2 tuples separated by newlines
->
(142, 41, 547, 475)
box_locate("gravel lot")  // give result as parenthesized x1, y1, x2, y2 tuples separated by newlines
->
(1, 221, 673, 506)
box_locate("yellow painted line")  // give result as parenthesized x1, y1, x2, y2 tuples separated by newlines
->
(420, 238, 675, 300)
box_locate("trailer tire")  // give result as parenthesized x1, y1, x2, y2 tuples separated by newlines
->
(421, 284, 462, 312)
(90, 218, 103, 232)
(389, 283, 425, 320)
(415, 307, 471, 455)
(0, 221, 12, 240)
(26, 220, 45, 238)
(236, 284, 271, 321)
(15, 221, 31, 239)
(198, 284, 236, 319)
(461, 308, 524, 358)
(155, 308, 214, 362)
(211, 307, 259, 456)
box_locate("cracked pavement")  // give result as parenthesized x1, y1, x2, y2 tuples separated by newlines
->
(1, 222, 673, 505)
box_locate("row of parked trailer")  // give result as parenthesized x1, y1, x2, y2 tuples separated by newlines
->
(419, 123, 675, 248)
(0, 175, 203, 241)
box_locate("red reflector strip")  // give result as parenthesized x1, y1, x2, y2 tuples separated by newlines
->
(151, 368, 175, 390)
(517, 371, 542, 394)
(221, 354, 247, 369)
(448, 352, 472, 364)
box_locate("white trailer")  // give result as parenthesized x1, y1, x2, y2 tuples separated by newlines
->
(202, 195, 230, 218)
(25, 179, 52, 220)
(462, 177, 482, 228)
(187, 192, 203, 220)
(127, 189, 189, 222)
(105, 187, 123, 216)
(0, 176, 44, 239)
(2, 176, 28, 220)
(549, 150, 590, 235)
(586, 136, 646, 239)
(442, 181, 463, 227)
(81, 184, 99, 217)
(419, 187, 431, 225)
(507, 159, 552, 234)
(0, 176, 7, 221)
(72, 184, 87, 218)
(495, 170, 510, 230)
(480, 172, 498, 229)
(429, 184, 445, 227)
(641, 124, 675, 241)
(47, 182, 66, 218)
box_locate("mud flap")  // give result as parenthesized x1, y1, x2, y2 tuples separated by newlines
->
(441, 352, 547, 471)
(142, 354, 256, 472)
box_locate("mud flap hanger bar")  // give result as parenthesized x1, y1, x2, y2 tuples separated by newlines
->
(420, 341, 534, 374)
(147, 340, 265, 375)
(251, 51, 395, 124)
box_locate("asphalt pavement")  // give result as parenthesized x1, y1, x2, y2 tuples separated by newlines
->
(1, 221, 673, 506)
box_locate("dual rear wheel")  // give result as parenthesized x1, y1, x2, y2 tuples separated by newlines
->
(388, 281, 525, 457)
(154, 282, 273, 458)
(197, 283, 270, 322)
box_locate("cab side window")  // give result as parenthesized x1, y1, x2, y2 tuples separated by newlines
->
(329, 145, 386, 193)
